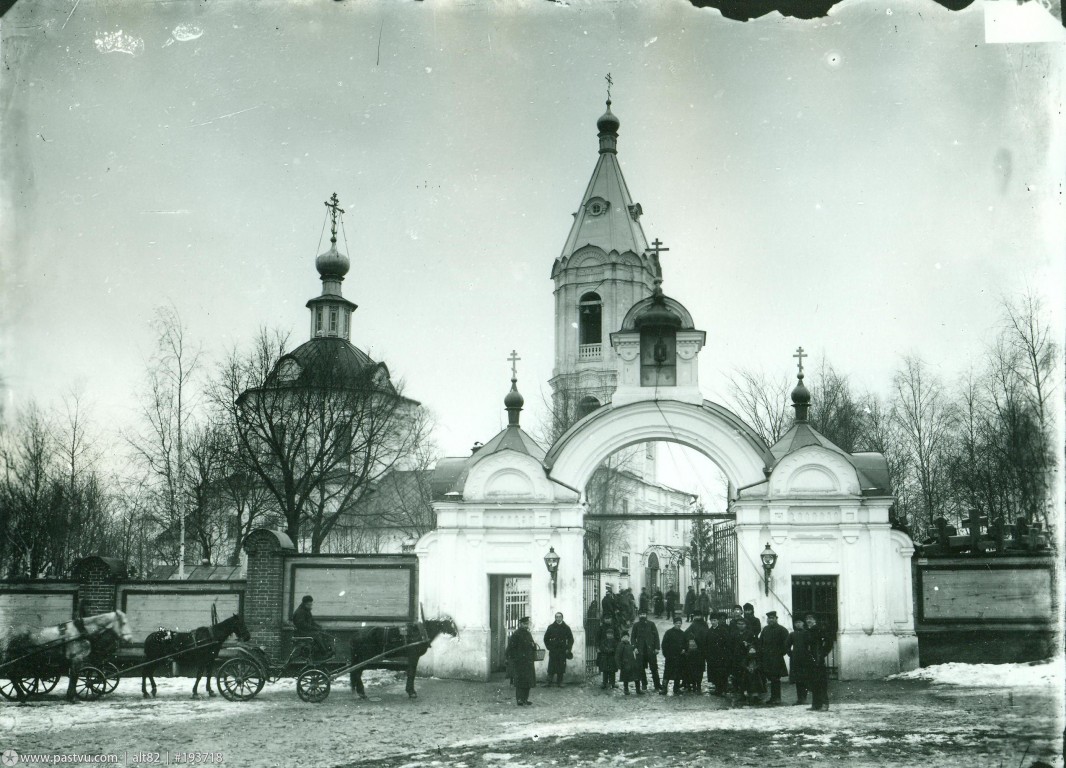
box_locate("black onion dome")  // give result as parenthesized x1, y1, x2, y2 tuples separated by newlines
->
(504, 383, 524, 411)
(597, 101, 620, 135)
(315, 243, 351, 280)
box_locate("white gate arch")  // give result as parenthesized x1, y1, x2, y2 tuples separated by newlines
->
(544, 398, 774, 495)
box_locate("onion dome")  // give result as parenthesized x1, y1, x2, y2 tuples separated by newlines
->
(597, 100, 620, 155)
(505, 376, 524, 427)
(597, 100, 620, 135)
(315, 243, 350, 280)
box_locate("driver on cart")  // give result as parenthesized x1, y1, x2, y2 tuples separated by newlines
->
(292, 595, 333, 661)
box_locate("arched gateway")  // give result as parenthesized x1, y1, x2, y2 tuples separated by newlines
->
(417, 286, 918, 684)
(544, 398, 773, 496)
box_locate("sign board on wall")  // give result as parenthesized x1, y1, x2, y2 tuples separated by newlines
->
(921, 566, 1053, 622)
(290, 564, 415, 621)
(0, 591, 75, 634)
(122, 591, 242, 635)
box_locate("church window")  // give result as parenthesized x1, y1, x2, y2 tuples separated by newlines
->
(640, 327, 677, 387)
(316, 307, 323, 335)
(329, 307, 338, 334)
(579, 292, 602, 347)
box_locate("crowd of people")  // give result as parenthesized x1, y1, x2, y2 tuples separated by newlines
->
(505, 588, 834, 710)
(593, 590, 834, 710)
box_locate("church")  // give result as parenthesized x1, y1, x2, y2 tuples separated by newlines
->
(415, 98, 919, 682)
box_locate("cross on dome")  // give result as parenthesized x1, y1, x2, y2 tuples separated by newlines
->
(324, 193, 345, 244)
(793, 346, 807, 378)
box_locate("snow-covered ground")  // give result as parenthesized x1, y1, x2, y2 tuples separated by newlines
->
(888, 655, 1064, 688)
(2, 663, 1062, 767)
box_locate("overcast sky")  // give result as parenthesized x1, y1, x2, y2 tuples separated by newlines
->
(2, 0, 1063, 497)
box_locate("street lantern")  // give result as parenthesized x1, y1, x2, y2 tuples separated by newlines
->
(544, 547, 561, 597)
(760, 542, 778, 596)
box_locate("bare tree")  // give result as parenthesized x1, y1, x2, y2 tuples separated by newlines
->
(126, 305, 202, 574)
(212, 328, 429, 552)
(0, 402, 61, 577)
(891, 355, 959, 537)
(725, 368, 791, 446)
(808, 359, 867, 453)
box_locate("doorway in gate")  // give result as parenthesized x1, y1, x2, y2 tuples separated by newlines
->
(791, 575, 839, 676)
(489, 575, 530, 674)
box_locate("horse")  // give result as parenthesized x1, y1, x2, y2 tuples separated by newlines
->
(0, 611, 133, 702)
(140, 613, 250, 698)
(348, 616, 458, 699)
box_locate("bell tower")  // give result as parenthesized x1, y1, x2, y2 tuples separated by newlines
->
(549, 90, 659, 440)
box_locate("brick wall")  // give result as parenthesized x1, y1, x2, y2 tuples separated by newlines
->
(242, 530, 295, 658)
(71, 557, 125, 616)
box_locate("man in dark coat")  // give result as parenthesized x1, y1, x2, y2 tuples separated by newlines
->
(683, 587, 697, 621)
(697, 589, 712, 618)
(665, 589, 678, 619)
(660, 616, 687, 695)
(742, 603, 762, 637)
(291, 595, 331, 659)
(506, 616, 537, 706)
(638, 588, 650, 615)
(705, 612, 732, 695)
(787, 616, 811, 705)
(601, 586, 617, 628)
(653, 589, 664, 618)
(758, 610, 790, 704)
(805, 613, 834, 711)
(684, 612, 709, 692)
(543, 612, 574, 687)
(630, 610, 662, 692)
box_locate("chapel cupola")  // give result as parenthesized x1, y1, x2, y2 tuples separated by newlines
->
(608, 260, 706, 407)
(790, 346, 812, 423)
(306, 193, 358, 341)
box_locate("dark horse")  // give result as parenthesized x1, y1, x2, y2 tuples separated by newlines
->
(141, 613, 250, 698)
(348, 617, 457, 699)
(0, 611, 133, 702)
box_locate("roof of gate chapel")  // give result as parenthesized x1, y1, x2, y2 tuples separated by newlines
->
(768, 362, 892, 497)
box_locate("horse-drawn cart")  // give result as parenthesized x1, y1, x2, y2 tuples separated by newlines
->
(0, 611, 133, 702)
(212, 616, 458, 703)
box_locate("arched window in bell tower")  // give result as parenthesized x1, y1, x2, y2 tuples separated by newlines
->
(578, 292, 602, 359)
(576, 395, 600, 420)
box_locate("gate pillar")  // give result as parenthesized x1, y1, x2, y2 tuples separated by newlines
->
(242, 529, 296, 659)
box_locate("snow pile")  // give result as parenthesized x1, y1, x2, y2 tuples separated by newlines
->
(888, 656, 1063, 688)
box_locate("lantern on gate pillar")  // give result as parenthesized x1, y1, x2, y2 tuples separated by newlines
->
(544, 547, 561, 597)
(760, 543, 778, 596)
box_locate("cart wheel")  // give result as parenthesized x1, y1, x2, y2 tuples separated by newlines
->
(0, 678, 30, 701)
(100, 663, 120, 695)
(296, 668, 330, 703)
(74, 667, 108, 701)
(216, 657, 265, 702)
(37, 675, 60, 695)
